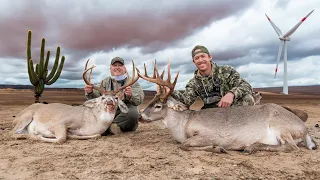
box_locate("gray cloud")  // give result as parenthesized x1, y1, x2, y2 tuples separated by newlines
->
(0, 0, 255, 58)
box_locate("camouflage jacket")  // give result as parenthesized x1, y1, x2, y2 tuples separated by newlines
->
(85, 76, 144, 106)
(171, 63, 253, 107)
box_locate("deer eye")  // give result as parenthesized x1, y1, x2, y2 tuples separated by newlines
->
(101, 97, 105, 100)
(155, 105, 162, 109)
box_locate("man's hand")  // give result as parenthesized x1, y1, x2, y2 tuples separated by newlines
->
(124, 86, 132, 97)
(84, 84, 93, 94)
(218, 92, 235, 108)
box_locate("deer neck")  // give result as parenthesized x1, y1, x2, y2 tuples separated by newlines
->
(162, 108, 190, 143)
(90, 105, 115, 124)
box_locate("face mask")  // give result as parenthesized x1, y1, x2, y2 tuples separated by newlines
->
(111, 73, 127, 81)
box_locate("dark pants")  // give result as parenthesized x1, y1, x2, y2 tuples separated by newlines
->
(102, 103, 139, 135)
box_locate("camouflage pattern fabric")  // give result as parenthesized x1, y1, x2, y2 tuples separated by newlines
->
(171, 62, 254, 108)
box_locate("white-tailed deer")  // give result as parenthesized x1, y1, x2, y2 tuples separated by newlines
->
(137, 61, 317, 153)
(11, 59, 139, 143)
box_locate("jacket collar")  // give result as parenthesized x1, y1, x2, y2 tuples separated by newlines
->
(194, 62, 217, 79)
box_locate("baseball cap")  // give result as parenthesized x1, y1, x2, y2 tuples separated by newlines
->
(191, 45, 210, 58)
(110, 57, 125, 65)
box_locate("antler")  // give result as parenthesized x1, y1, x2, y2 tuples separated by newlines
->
(137, 59, 180, 100)
(83, 59, 105, 94)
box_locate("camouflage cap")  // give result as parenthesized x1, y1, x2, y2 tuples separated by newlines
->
(191, 45, 210, 58)
(110, 57, 125, 65)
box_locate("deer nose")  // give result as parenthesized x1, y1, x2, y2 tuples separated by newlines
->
(106, 98, 114, 105)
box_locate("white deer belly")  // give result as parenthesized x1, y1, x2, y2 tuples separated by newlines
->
(27, 120, 54, 138)
(259, 127, 280, 145)
(169, 128, 187, 143)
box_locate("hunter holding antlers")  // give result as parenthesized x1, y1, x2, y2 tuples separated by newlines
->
(84, 57, 144, 135)
(170, 45, 255, 109)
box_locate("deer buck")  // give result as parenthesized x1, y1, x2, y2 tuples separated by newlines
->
(11, 59, 139, 143)
(137, 61, 317, 153)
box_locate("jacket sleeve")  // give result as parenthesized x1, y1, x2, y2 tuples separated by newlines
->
(125, 81, 144, 106)
(225, 67, 253, 100)
(85, 80, 104, 100)
(170, 79, 199, 107)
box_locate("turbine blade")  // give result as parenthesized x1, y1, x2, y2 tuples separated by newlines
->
(274, 41, 284, 79)
(265, 14, 283, 37)
(283, 10, 314, 38)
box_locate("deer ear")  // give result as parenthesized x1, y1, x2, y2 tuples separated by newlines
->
(83, 98, 99, 108)
(117, 99, 129, 113)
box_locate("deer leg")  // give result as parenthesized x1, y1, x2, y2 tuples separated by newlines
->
(68, 134, 101, 140)
(181, 136, 228, 153)
(11, 133, 29, 140)
(33, 124, 67, 144)
(243, 142, 298, 154)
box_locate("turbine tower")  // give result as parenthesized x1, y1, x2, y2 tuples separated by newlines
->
(265, 10, 314, 95)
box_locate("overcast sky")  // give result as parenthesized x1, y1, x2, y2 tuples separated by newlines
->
(0, 0, 319, 91)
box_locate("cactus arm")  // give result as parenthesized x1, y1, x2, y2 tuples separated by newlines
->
(46, 56, 65, 85)
(36, 64, 39, 76)
(39, 38, 45, 78)
(27, 31, 32, 63)
(43, 51, 50, 79)
(28, 60, 39, 86)
(45, 47, 60, 81)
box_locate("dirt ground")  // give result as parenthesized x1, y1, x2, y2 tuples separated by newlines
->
(0, 89, 320, 180)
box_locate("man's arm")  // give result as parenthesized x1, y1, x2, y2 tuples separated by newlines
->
(225, 67, 253, 100)
(125, 81, 144, 106)
(170, 79, 199, 107)
(85, 80, 104, 100)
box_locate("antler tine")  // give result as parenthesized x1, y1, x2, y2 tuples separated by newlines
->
(83, 65, 96, 85)
(167, 59, 171, 83)
(160, 68, 165, 79)
(131, 60, 136, 81)
(153, 60, 161, 79)
(88, 68, 93, 83)
(143, 63, 150, 78)
(84, 58, 90, 70)
(83, 59, 105, 94)
(164, 69, 180, 99)
(153, 60, 157, 78)
(172, 69, 180, 87)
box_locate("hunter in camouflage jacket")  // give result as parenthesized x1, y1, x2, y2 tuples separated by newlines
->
(171, 62, 254, 108)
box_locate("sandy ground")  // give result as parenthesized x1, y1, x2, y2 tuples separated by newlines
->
(0, 89, 320, 180)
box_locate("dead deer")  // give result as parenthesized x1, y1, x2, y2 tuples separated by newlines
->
(137, 61, 317, 153)
(11, 59, 139, 143)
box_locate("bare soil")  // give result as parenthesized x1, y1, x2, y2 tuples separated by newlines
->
(1, 89, 320, 180)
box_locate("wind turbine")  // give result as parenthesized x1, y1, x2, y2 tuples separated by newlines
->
(265, 10, 314, 95)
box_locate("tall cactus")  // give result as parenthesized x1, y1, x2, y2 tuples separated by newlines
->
(27, 30, 65, 103)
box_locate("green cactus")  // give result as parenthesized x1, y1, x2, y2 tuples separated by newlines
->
(27, 30, 65, 103)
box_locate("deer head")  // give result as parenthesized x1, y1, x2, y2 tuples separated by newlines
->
(83, 59, 139, 114)
(137, 60, 187, 122)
